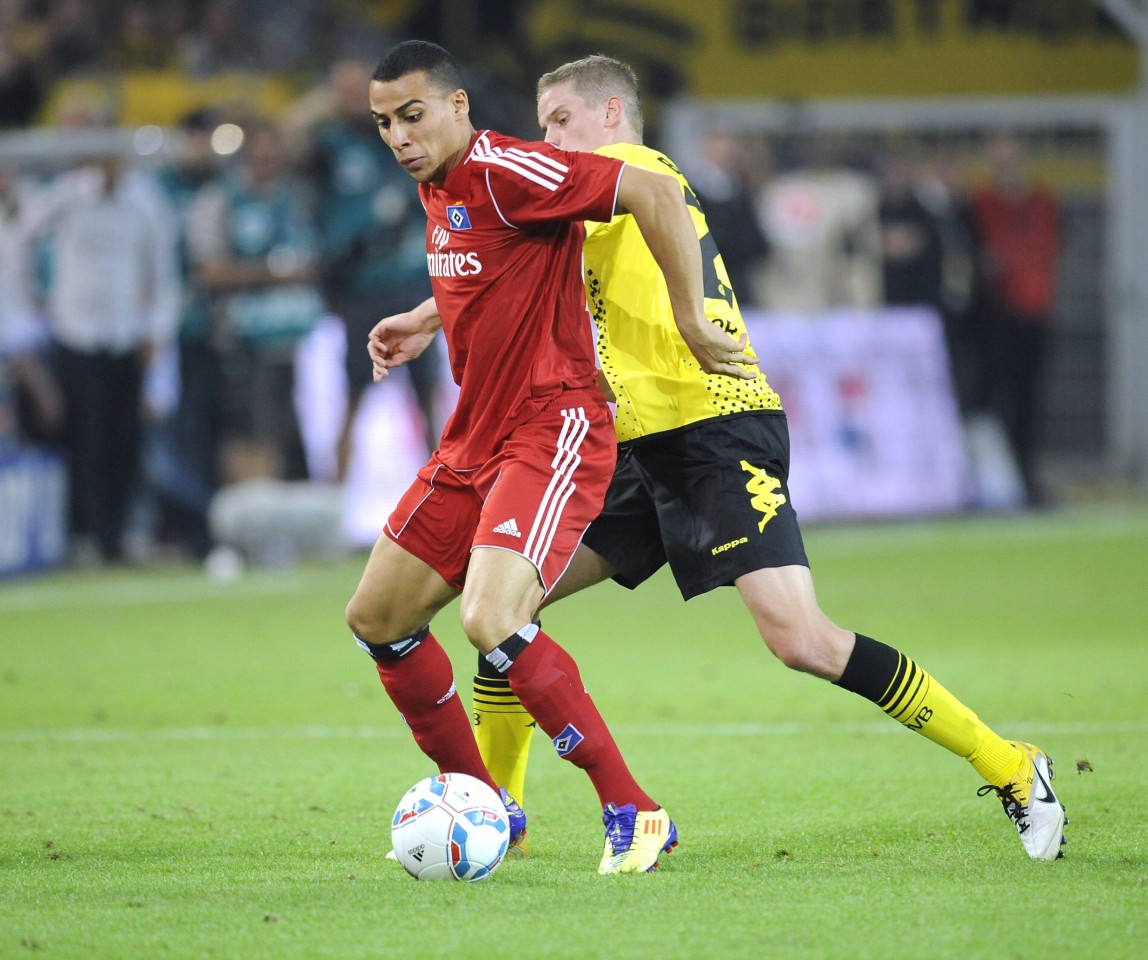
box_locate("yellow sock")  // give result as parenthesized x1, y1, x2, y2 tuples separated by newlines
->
(875, 653, 1023, 785)
(473, 672, 536, 804)
(836, 635, 1024, 787)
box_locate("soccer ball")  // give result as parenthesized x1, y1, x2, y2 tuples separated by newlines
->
(390, 773, 510, 881)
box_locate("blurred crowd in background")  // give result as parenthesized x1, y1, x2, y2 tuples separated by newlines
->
(0, 0, 1068, 570)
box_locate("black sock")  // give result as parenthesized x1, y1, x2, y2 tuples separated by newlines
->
(833, 633, 901, 703)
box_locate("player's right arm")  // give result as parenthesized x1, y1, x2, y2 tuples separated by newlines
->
(369, 295, 442, 382)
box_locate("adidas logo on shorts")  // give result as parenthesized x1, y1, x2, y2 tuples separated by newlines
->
(493, 518, 522, 538)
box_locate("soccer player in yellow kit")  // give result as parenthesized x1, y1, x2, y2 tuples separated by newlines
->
(470, 55, 1067, 863)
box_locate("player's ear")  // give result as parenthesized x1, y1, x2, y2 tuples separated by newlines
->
(452, 88, 469, 119)
(604, 96, 623, 129)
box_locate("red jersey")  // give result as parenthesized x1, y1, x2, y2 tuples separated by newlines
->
(419, 130, 624, 468)
(971, 186, 1060, 317)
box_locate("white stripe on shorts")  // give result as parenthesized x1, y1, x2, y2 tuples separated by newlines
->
(524, 406, 590, 567)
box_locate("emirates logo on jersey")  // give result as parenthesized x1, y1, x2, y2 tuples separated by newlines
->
(429, 222, 482, 277)
(427, 249, 483, 277)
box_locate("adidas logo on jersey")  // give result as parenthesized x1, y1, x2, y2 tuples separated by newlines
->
(493, 518, 522, 538)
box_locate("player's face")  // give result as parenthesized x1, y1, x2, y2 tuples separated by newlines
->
(537, 81, 609, 153)
(369, 71, 470, 187)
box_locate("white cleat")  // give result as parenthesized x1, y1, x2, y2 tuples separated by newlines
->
(978, 741, 1067, 860)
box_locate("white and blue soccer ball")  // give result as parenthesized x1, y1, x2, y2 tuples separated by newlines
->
(391, 773, 510, 881)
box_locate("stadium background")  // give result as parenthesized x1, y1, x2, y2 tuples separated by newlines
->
(2, 6, 1147, 958)
(1, 0, 1147, 574)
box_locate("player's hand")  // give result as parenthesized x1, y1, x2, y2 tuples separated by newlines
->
(368, 310, 440, 382)
(681, 323, 760, 380)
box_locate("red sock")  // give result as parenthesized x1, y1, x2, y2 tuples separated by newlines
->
(372, 632, 497, 794)
(505, 630, 655, 810)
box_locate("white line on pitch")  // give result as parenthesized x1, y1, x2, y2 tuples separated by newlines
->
(1, 719, 1143, 744)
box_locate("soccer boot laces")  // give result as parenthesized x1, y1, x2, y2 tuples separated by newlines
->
(977, 740, 1067, 860)
(598, 802, 678, 875)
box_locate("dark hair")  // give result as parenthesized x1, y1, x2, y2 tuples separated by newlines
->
(373, 40, 462, 93)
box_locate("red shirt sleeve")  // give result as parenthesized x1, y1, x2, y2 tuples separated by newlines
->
(474, 139, 623, 228)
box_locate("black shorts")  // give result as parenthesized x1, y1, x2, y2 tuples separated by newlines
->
(581, 410, 809, 600)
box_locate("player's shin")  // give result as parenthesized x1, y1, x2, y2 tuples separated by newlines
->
(356, 628, 499, 793)
(473, 652, 536, 805)
(485, 623, 656, 811)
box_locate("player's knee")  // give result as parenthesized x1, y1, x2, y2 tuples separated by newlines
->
(745, 604, 812, 671)
(458, 595, 510, 653)
(344, 594, 373, 640)
(345, 591, 402, 644)
(759, 621, 851, 679)
(762, 627, 817, 673)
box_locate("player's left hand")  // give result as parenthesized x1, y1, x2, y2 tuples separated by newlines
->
(368, 311, 439, 382)
(681, 324, 759, 380)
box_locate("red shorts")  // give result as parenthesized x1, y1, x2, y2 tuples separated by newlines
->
(384, 390, 617, 594)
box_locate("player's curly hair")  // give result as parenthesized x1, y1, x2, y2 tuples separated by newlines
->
(537, 55, 643, 140)
(373, 40, 462, 94)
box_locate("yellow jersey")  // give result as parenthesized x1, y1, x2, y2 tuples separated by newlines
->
(584, 142, 781, 443)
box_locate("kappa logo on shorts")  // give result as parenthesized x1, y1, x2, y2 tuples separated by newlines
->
(740, 460, 787, 532)
(493, 518, 522, 538)
(712, 536, 749, 556)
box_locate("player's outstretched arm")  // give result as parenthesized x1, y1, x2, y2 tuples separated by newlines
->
(615, 165, 758, 380)
(369, 296, 443, 382)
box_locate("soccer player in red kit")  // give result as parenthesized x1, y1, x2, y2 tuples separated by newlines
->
(345, 40, 756, 874)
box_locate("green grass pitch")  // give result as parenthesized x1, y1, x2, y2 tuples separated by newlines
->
(2, 504, 1146, 959)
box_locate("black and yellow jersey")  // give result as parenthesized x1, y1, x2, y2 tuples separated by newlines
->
(584, 142, 781, 443)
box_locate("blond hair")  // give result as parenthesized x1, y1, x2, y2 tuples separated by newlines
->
(537, 55, 643, 140)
